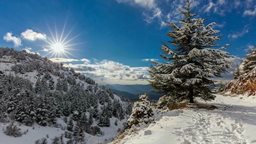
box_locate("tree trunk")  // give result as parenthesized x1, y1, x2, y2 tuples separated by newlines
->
(188, 89, 194, 103)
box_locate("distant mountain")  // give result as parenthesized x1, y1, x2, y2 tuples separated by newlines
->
(110, 88, 138, 101)
(0, 48, 129, 144)
(105, 84, 162, 100)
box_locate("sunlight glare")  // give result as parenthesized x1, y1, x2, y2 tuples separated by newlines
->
(44, 24, 78, 58)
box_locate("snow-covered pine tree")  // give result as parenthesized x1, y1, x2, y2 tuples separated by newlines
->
(225, 47, 256, 95)
(243, 48, 256, 72)
(235, 47, 256, 78)
(98, 106, 110, 127)
(73, 122, 85, 143)
(149, 0, 231, 103)
(127, 94, 153, 127)
(35, 78, 42, 94)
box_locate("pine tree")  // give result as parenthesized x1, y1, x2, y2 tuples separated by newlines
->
(98, 106, 110, 127)
(79, 112, 90, 132)
(244, 49, 256, 71)
(67, 119, 74, 132)
(149, 0, 231, 103)
(127, 94, 154, 127)
(235, 47, 256, 78)
(48, 78, 55, 90)
(73, 122, 85, 143)
(225, 47, 256, 95)
(35, 78, 42, 94)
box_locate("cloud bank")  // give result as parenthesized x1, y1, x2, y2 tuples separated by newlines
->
(51, 58, 150, 85)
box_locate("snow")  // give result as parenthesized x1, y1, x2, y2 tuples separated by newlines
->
(0, 117, 125, 144)
(0, 122, 63, 144)
(0, 62, 15, 72)
(86, 117, 126, 144)
(18, 71, 39, 86)
(115, 94, 256, 144)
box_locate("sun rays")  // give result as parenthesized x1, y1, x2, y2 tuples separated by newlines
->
(44, 24, 78, 58)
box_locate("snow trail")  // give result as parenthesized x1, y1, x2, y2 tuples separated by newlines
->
(175, 111, 247, 144)
(118, 95, 256, 144)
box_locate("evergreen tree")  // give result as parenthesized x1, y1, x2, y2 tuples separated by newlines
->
(35, 78, 42, 94)
(0, 48, 127, 131)
(225, 47, 256, 95)
(65, 119, 73, 140)
(127, 94, 153, 127)
(98, 106, 110, 127)
(235, 47, 256, 78)
(244, 49, 256, 72)
(48, 78, 55, 90)
(149, 0, 231, 103)
(73, 122, 85, 143)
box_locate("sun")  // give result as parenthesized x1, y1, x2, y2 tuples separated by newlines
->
(50, 42, 66, 54)
(44, 25, 77, 58)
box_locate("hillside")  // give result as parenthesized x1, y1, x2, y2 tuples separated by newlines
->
(113, 94, 256, 144)
(0, 48, 130, 144)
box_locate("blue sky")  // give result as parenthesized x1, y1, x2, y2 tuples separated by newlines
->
(1, 0, 256, 84)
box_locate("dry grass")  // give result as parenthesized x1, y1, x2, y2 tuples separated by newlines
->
(167, 101, 217, 110)
(167, 102, 188, 110)
(246, 80, 256, 91)
(224, 72, 256, 96)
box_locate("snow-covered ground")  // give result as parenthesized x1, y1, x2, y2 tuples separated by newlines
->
(0, 117, 125, 144)
(116, 94, 256, 144)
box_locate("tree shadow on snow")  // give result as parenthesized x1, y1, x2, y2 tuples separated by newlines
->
(209, 103, 256, 126)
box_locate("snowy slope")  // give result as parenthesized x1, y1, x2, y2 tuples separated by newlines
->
(114, 94, 256, 144)
(0, 48, 130, 144)
(0, 117, 127, 144)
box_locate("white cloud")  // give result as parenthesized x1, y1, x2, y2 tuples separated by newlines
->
(80, 58, 90, 64)
(23, 47, 40, 55)
(228, 26, 249, 39)
(116, 0, 256, 26)
(214, 22, 225, 28)
(116, 0, 203, 27)
(50, 58, 80, 63)
(203, 0, 227, 15)
(142, 58, 158, 62)
(133, 0, 156, 9)
(203, 0, 256, 16)
(43, 48, 49, 52)
(245, 44, 255, 52)
(117, 0, 163, 24)
(247, 45, 255, 50)
(204, 2, 215, 13)
(117, 0, 156, 9)
(21, 29, 47, 41)
(64, 59, 149, 85)
(243, 6, 256, 16)
(3, 32, 22, 47)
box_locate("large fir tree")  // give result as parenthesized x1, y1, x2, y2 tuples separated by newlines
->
(149, 0, 231, 103)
